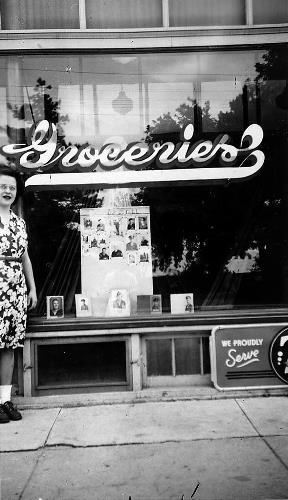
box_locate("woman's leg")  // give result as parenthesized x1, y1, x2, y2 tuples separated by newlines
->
(0, 349, 22, 420)
(0, 348, 15, 385)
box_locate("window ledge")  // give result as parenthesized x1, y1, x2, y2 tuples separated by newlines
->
(0, 25, 287, 50)
(26, 307, 288, 336)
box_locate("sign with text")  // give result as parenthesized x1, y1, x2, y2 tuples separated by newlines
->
(211, 324, 288, 390)
(0, 120, 265, 190)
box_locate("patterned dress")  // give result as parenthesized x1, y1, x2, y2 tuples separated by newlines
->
(0, 211, 27, 349)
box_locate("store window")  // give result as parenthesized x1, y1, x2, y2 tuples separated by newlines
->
(146, 337, 210, 376)
(34, 338, 130, 395)
(86, 0, 163, 29)
(0, 0, 79, 29)
(0, 47, 287, 318)
(169, 0, 245, 27)
(253, 0, 288, 25)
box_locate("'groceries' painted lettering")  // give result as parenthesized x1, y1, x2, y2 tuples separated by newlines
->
(1, 120, 264, 174)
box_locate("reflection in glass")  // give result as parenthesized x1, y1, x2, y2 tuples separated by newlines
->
(253, 0, 288, 24)
(86, 0, 162, 29)
(0, 48, 286, 314)
(0, 0, 79, 29)
(169, 0, 245, 27)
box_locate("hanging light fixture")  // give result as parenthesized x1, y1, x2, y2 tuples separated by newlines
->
(112, 85, 133, 115)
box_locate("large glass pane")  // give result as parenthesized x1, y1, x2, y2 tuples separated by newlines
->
(146, 339, 172, 376)
(37, 341, 127, 386)
(0, 0, 79, 29)
(0, 47, 287, 317)
(86, 0, 162, 29)
(169, 0, 245, 27)
(175, 338, 201, 375)
(253, 0, 288, 24)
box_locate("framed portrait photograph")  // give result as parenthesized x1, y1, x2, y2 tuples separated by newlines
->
(47, 296, 64, 319)
(75, 294, 92, 317)
(105, 289, 130, 317)
(170, 293, 194, 314)
(150, 294, 162, 314)
(137, 294, 162, 314)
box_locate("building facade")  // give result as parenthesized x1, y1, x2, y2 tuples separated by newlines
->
(0, 0, 288, 396)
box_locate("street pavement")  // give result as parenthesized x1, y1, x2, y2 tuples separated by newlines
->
(1, 397, 288, 499)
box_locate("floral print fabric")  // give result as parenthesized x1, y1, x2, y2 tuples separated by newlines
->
(0, 211, 27, 349)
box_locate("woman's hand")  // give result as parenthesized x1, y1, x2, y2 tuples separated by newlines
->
(27, 289, 37, 310)
(22, 250, 37, 310)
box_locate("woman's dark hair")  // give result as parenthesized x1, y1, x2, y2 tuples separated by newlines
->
(0, 165, 24, 204)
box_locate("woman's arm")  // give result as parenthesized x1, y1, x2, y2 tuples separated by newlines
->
(22, 249, 37, 309)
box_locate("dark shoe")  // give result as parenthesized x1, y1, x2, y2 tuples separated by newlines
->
(2, 401, 22, 421)
(0, 404, 10, 423)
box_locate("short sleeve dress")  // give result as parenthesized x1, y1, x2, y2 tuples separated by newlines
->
(0, 211, 28, 349)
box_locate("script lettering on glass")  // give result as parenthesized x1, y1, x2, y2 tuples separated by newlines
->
(0, 120, 265, 189)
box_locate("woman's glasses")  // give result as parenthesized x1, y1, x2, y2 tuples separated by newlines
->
(0, 184, 16, 192)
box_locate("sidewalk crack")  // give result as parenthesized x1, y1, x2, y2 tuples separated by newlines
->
(18, 408, 62, 499)
(44, 407, 62, 446)
(235, 399, 288, 473)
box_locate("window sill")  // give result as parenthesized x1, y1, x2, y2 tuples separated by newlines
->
(27, 306, 288, 334)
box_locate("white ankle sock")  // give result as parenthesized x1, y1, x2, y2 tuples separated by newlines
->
(0, 385, 12, 404)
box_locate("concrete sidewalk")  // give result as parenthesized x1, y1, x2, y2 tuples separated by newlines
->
(1, 397, 288, 499)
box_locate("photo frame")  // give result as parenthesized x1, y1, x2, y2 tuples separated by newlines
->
(170, 293, 194, 314)
(150, 294, 162, 314)
(137, 294, 162, 314)
(105, 289, 130, 317)
(75, 294, 92, 317)
(47, 296, 64, 319)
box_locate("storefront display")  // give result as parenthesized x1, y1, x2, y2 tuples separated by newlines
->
(80, 207, 152, 316)
(0, 44, 287, 394)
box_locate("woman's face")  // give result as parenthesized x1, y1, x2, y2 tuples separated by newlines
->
(0, 175, 17, 208)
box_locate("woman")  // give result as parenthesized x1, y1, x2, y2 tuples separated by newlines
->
(0, 166, 37, 423)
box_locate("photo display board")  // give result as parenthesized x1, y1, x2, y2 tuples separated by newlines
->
(210, 324, 288, 390)
(80, 207, 153, 316)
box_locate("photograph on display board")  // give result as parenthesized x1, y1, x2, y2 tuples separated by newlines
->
(138, 216, 148, 230)
(75, 295, 92, 317)
(111, 218, 121, 236)
(47, 296, 64, 319)
(90, 236, 99, 249)
(139, 250, 149, 263)
(126, 234, 138, 251)
(83, 217, 93, 230)
(127, 252, 138, 265)
(170, 293, 194, 314)
(139, 233, 149, 247)
(105, 289, 130, 317)
(127, 217, 136, 231)
(99, 246, 110, 260)
(95, 218, 106, 232)
(110, 240, 124, 258)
